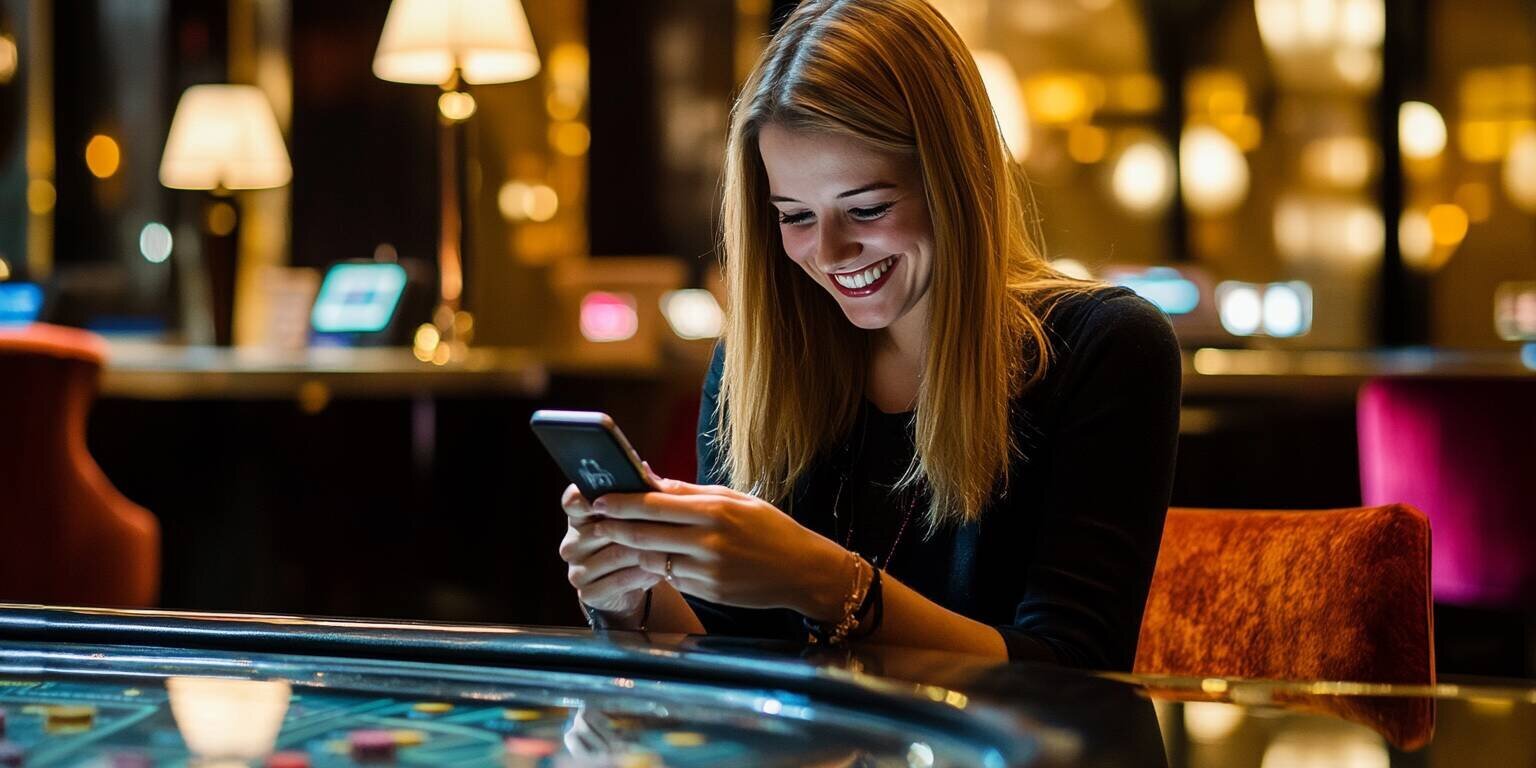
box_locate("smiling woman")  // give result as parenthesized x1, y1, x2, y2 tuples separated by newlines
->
(555, 0, 1183, 671)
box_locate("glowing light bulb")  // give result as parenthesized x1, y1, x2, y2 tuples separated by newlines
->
(1398, 102, 1447, 159)
(1111, 139, 1174, 216)
(1180, 126, 1249, 216)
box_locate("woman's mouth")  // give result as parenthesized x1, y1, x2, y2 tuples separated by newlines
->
(829, 254, 899, 297)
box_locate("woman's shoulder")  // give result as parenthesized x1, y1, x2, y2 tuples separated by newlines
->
(1041, 284, 1178, 355)
(1030, 284, 1182, 395)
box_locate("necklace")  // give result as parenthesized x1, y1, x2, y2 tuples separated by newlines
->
(831, 404, 921, 570)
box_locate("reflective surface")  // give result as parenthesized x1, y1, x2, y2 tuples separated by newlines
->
(1, 606, 1534, 766)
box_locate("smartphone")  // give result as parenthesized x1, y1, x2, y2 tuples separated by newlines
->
(529, 410, 655, 500)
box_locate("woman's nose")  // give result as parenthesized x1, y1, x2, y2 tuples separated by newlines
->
(815, 218, 861, 271)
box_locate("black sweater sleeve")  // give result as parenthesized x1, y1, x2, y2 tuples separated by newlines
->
(992, 292, 1182, 669)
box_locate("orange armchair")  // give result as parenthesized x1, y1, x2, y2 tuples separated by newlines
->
(0, 323, 159, 607)
(1135, 505, 1434, 686)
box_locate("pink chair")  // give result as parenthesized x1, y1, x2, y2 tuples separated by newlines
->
(0, 323, 160, 607)
(1358, 378, 1536, 609)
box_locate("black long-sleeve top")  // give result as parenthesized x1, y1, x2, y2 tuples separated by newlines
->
(686, 287, 1182, 671)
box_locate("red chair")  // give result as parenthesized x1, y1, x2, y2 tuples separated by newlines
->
(0, 323, 159, 606)
(1136, 505, 1434, 685)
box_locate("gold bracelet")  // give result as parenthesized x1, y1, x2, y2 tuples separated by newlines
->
(826, 553, 872, 646)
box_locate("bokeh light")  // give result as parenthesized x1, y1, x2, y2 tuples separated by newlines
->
(1217, 282, 1263, 336)
(438, 90, 477, 121)
(1180, 126, 1249, 216)
(1111, 139, 1175, 216)
(972, 51, 1030, 162)
(85, 134, 122, 179)
(1398, 101, 1447, 160)
(660, 289, 723, 340)
(580, 291, 639, 343)
(139, 222, 174, 263)
(1504, 130, 1536, 213)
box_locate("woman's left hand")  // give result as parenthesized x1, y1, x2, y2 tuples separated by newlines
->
(586, 464, 851, 620)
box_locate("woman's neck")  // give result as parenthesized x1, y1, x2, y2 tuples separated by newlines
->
(867, 294, 929, 413)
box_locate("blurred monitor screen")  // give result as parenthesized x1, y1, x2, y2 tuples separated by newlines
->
(0, 283, 44, 326)
(310, 263, 408, 335)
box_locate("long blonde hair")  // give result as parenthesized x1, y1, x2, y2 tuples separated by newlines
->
(718, 0, 1089, 527)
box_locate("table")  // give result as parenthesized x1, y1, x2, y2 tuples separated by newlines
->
(0, 605, 1530, 767)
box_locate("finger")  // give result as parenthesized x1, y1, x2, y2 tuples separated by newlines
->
(592, 492, 739, 524)
(568, 544, 641, 587)
(649, 473, 750, 500)
(592, 519, 710, 556)
(634, 550, 706, 581)
(562, 484, 604, 521)
(558, 522, 611, 562)
(576, 566, 661, 607)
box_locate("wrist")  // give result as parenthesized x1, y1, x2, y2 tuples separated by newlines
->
(797, 538, 857, 622)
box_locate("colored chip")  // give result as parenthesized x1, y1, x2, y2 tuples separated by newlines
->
(266, 751, 312, 768)
(504, 737, 557, 757)
(0, 709, 5, 738)
(502, 708, 545, 721)
(349, 730, 397, 762)
(391, 729, 427, 747)
(412, 701, 453, 715)
(43, 705, 94, 734)
(662, 731, 706, 748)
(0, 741, 20, 767)
(109, 752, 151, 768)
(46, 705, 95, 723)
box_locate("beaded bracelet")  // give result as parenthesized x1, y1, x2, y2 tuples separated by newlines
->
(852, 566, 884, 639)
(804, 552, 873, 646)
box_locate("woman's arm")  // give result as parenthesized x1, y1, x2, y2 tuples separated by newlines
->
(798, 559, 1009, 658)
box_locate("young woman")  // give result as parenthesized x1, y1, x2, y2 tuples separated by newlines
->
(556, 0, 1181, 670)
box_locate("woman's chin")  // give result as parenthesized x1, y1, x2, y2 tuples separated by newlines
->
(835, 302, 895, 331)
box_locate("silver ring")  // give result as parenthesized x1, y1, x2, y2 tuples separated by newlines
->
(664, 554, 675, 583)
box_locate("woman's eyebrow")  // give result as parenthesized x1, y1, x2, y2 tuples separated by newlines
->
(768, 181, 897, 204)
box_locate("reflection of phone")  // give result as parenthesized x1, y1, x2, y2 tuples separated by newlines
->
(530, 410, 655, 500)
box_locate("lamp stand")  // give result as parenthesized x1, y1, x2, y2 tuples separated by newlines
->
(432, 70, 473, 355)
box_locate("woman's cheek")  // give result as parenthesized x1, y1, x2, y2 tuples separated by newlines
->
(780, 227, 814, 265)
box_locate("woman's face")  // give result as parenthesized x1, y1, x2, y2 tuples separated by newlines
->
(758, 123, 934, 334)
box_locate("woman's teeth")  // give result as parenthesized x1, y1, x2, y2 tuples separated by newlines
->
(832, 255, 896, 289)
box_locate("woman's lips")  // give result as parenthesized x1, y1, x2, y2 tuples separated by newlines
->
(830, 255, 900, 297)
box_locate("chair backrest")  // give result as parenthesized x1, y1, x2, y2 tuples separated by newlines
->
(1135, 505, 1434, 685)
(1358, 377, 1536, 609)
(0, 323, 159, 607)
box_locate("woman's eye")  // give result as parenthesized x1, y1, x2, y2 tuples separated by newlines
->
(778, 210, 814, 226)
(850, 203, 893, 221)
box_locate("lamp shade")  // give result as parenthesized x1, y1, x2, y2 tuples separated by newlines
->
(159, 85, 292, 190)
(372, 0, 540, 85)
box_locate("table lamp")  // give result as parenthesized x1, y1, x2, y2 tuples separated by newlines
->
(373, 0, 540, 357)
(160, 84, 292, 345)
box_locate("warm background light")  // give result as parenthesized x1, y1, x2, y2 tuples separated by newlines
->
(0, 34, 15, 84)
(1504, 130, 1536, 212)
(437, 90, 477, 121)
(1180, 126, 1249, 216)
(1112, 139, 1175, 216)
(1398, 101, 1447, 160)
(160, 85, 292, 190)
(972, 50, 1030, 162)
(84, 134, 121, 179)
(373, 0, 540, 85)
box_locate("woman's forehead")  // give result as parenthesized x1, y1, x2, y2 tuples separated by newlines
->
(759, 124, 915, 197)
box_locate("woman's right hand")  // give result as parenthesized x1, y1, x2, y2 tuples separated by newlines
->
(558, 483, 661, 619)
